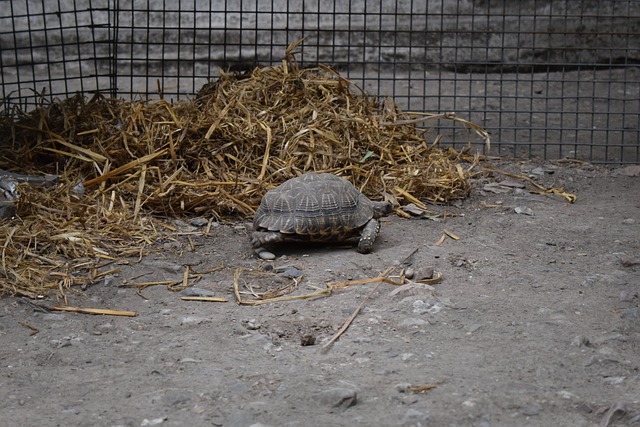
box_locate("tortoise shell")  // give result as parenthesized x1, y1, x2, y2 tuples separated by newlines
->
(253, 173, 378, 240)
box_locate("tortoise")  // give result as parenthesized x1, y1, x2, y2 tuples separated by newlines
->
(251, 173, 394, 259)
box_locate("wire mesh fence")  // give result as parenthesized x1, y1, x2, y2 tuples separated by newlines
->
(1, 0, 639, 163)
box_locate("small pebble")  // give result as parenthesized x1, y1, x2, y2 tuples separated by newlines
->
(622, 218, 635, 224)
(398, 317, 428, 328)
(244, 319, 261, 330)
(141, 418, 165, 426)
(313, 387, 358, 409)
(404, 267, 415, 279)
(401, 408, 431, 424)
(515, 206, 534, 216)
(189, 217, 209, 227)
(603, 376, 625, 385)
(282, 268, 304, 278)
(300, 334, 316, 346)
(273, 264, 299, 273)
(571, 335, 590, 347)
(257, 250, 276, 260)
(179, 287, 216, 297)
(395, 383, 412, 393)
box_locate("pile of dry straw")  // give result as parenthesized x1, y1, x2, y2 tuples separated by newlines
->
(0, 44, 488, 297)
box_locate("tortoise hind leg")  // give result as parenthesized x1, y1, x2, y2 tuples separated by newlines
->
(251, 231, 285, 260)
(357, 219, 381, 254)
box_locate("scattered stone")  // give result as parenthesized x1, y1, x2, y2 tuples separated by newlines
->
(571, 335, 590, 347)
(483, 182, 511, 194)
(531, 166, 554, 175)
(619, 257, 640, 267)
(245, 333, 272, 346)
(300, 334, 316, 346)
(521, 403, 542, 416)
(179, 287, 217, 297)
(401, 408, 431, 424)
(600, 402, 628, 427)
(412, 299, 430, 315)
(395, 383, 412, 393)
(404, 267, 415, 279)
(180, 316, 210, 325)
(273, 264, 300, 273)
(141, 418, 165, 426)
(465, 323, 483, 333)
(622, 218, 636, 225)
(556, 390, 579, 400)
(173, 220, 197, 232)
(178, 358, 201, 364)
(408, 266, 434, 281)
(282, 268, 304, 278)
(515, 206, 534, 216)
(189, 217, 209, 227)
(257, 250, 276, 260)
(576, 401, 594, 414)
(592, 333, 627, 345)
(584, 354, 620, 367)
(146, 260, 183, 274)
(603, 376, 626, 385)
(42, 313, 66, 321)
(95, 322, 115, 334)
(313, 387, 358, 409)
(221, 410, 257, 427)
(388, 283, 436, 299)
(582, 274, 624, 287)
(401, 203, 427, 216)
(620, 307, 640, 332)
(163, 390, 191, 406)
(620, 290, 638, 302)
(244, 319, 261, 330)
(616, 165, 640, 176)
(398, 317, 428, 328)
(498, 179, 526, 188)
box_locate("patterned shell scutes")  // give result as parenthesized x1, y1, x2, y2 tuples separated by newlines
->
(254, 173, 374, 236)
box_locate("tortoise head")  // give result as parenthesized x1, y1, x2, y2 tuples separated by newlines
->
(371, 201, 394, 218)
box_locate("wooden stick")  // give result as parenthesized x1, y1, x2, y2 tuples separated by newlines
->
(180, 296, 228, 302)
(49, 305, 138, 317)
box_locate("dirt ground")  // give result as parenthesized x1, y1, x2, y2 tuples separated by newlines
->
(0, 160, 639, 427)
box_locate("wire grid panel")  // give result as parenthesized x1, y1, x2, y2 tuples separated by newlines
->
(1, 0, 639, 164)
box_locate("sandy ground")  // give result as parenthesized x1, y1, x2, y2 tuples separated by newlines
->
(1, 160, 639, 427)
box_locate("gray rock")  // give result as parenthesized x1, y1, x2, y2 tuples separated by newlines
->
(398, 317, 428, 328)
(189, 217, 209, 227)
(257, 250, 276, 260)
(571, 335, 590, 347)
(141, 418, 165, 426)
(163, 390, 191, 406)
(180, 316, 210, 325)
(313, 387, 358, 409)
(244, 319, 261, 330)
(521, 403, 542, 416)
(395, 383, 413, 393)
(620, 290, 638, 302)
(282, 268, 304, 278)
(401, 408, 431, 425)
(179, 287, 216, 297)
(222, 410, 257, 427)
(515, 206, 534, 216)
(592, 333, 627, 345)
(145, 259, 183, 274)
(42, 313, 66, 321)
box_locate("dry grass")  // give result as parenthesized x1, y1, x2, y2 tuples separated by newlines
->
(0, 42, 488, 297)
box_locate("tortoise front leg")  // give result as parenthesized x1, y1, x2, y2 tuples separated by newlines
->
(251, 231, 285, 260)
(357, 218, 381, 254)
